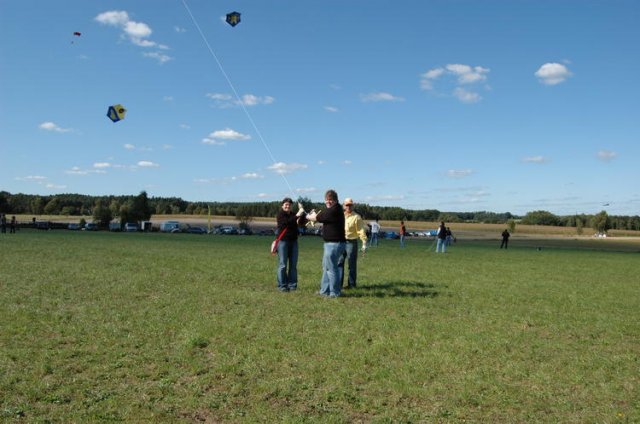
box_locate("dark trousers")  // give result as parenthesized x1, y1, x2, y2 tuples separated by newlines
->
(500, 239, 508, 249)
(338, 239, 358, 288)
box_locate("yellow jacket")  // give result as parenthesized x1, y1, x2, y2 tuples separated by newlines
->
(345, 212, 368, 243)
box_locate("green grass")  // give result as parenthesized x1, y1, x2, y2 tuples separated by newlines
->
(1, 231, 639, 422)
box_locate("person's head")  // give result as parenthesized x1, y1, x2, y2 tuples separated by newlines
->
(324, 189, 338, 207)
(344, 197, 354, 213)
(281, 197, 293, 212)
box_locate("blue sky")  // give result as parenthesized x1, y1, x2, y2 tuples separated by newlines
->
(1, 0, 639, 216)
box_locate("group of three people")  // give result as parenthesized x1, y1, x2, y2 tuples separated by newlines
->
(275, 189, 368, 297)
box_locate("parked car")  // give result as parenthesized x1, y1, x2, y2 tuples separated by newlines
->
(34, 221, 50, 230)
(68, 223, 81, 230)
(160, 221, 181, 233)
(384, 231, 400, 239)
(216, 226, 238, 235)
(418, 230, 438, 237)
(124, 222, 139, 232)
(185, 226, 207, 234)
(84, 223, 98, 231)
(109, 222, 121, 232)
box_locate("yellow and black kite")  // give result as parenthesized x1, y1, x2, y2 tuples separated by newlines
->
(106, 104, 126, 123)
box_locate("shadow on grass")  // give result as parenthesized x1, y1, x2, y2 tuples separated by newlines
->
(342, 281, 441, 298)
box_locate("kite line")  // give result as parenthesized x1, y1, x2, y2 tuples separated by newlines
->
(180, 0, 295, 197)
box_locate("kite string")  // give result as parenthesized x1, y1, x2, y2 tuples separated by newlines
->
(180, 0, 296, 197)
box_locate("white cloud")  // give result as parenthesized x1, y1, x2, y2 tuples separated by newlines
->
(93, 162, 111, 168)
(523, 156, 550, 164)
(324, 106, 339, 113)
(45, 183, 67, 190)
(535, 63, 572, 85)
(143, 52, 172, 64)
(65, 167, 88, 175)
(206, 93, 232, 101)
(342, 160, 352, 166)
(206, 92, 274, 108)
(95, 10, 129, 26)
(174, 26, 187, 33)
(124, 20, 152, 38)
(17, 175, 47, 181)
(421, 63, 490, 103)
(267, 162, 308, 175)
(16, 175, 66, 189)
(453, 87, 481, 104)
(179, 124, 191, 130)
(239, 173, 263, 179)
(95, 10, 172, 64)
(365, 194, 405, 203)
(238, 94, 275, 106)
(296, 187, 317, 193)
(137, 160, 159, 168)
(39, 121, 73, 133)
(360, 92, 405, 102)
(446, 169, 474, 178)
(446, 64, 489, 84)
(124, 143, 135, 150)
(202, 128, 251, 145)
(597, 150, 617, 162)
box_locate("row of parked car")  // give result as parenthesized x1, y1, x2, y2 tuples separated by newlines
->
(67, 222, 140, 232)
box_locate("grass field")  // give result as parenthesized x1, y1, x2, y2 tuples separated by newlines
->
(1, 230, 639, 422)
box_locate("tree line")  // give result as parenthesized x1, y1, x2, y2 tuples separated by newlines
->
(1, 191, 638, 232)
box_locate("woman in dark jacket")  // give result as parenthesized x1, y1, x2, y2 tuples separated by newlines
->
(275, 197, 306, 292)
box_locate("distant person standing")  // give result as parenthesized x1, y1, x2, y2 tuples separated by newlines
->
(500, 229, 510, 249)
(275, 198, 306, 292)
(369, 219, 380, 247)
(399, 220, 407, 248)
(446, 227, 454, 246)
(9, 216, 16, 233)
(1, 214, 6, 234)
(436, 221, 447, 253)
(307, 189, 346, 298)
(339, 197, 368, 289)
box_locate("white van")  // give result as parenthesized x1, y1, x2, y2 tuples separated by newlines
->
(160, 221, 181, 233)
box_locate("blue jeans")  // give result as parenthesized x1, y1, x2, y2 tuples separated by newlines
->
(320, 242, 346, 297)
(436, 238, 446, 253)
(277, 239, 298, 291)
(338, 240, 358, 288)
(370, 232, 379, 247)
(400, 234, 405, 248)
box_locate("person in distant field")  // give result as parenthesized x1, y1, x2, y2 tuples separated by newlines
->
(369, 219, 380, 247)
(275, 198, 306, 292)
(436, 221, 447, 253)
(0, 214, 6, 234)
(399, 220, 407, 248)
(9, 216, 16, 233)
(500, 229, 510, 249)
(338, 198, 368, 289)
(446, 227, 454, 246)
(307, 189, 346, 298)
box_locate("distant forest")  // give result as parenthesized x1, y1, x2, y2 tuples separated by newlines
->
(1, 191, 639, 230)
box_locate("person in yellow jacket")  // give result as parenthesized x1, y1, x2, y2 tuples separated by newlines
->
(338, 197, 368, 289)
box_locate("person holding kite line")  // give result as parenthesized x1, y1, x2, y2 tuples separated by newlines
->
(307, 189, 346, 298)
(275, 198, 306, 292)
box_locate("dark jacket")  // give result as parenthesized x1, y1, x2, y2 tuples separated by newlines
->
(276, 210, 300, 241)
(316, 203, 346, 242)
